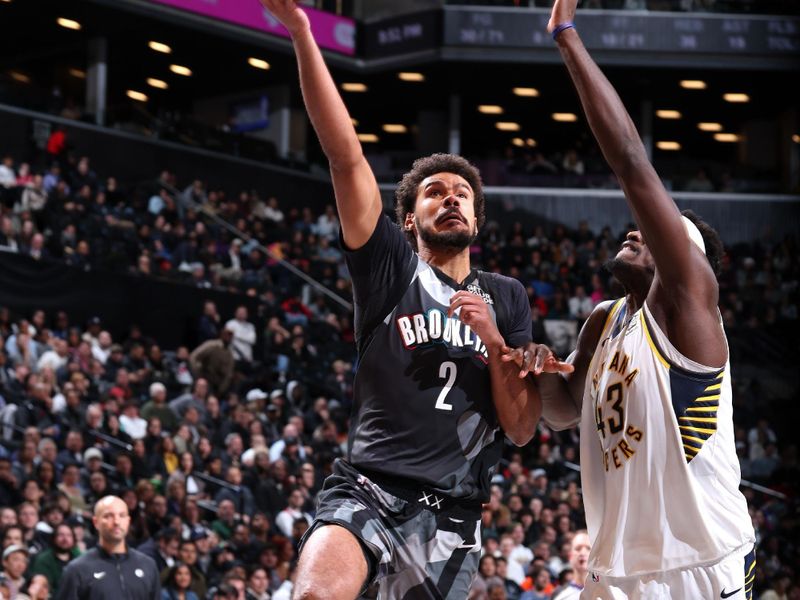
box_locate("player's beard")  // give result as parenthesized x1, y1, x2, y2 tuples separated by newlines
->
(603, 257, 654, 292)
(416, 219, 477, 251)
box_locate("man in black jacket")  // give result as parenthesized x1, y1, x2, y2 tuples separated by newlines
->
(56, 496, 160, 600)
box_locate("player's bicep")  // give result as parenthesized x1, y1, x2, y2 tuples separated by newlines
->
(332, 156, 384, 251)
(503, 280, 533, 349)
(622, 173, 714, 295)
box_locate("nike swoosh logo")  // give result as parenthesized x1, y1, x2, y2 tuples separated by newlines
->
(93, 572, 106, 579)
(456, 542, 476, 549)
(721, 587, 742, 598)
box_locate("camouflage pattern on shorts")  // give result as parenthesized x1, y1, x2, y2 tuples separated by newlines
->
(301, 460, 482, 600)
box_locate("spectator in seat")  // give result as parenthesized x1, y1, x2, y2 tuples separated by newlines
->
(0, 544, 29, 598)
(189, 330, 235, 395)
(224, 306, 256, 368)
(142, 382, 179, 433)
(275, 488, 312, 539)
(29, 522, 79, 595)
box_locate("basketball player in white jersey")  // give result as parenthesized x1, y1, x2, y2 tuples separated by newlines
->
(502, 0, 756, 597)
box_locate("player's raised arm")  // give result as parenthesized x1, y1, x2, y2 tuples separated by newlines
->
(259, 0, 381, 249)
(548, 0, 724, 365)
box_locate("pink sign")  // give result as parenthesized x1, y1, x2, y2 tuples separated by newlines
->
(150, 0, 356, 55)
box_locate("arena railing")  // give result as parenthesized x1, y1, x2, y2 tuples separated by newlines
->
(158, 181, 354, 312)
(379, 184, 800, 247)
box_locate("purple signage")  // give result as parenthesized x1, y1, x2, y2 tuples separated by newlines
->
(150, 0, 356, 55)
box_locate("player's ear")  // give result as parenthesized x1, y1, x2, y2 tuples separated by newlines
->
(404, 212, 415, 232)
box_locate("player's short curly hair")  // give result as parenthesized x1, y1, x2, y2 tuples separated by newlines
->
(395, 153, 485, 251)
(681, 209, 725, 276)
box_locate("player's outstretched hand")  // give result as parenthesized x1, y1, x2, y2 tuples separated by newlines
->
(449, 291, 504, 350)
(547, 0, 578, 35)
(259, 0, 311, 37)
(501, 342, 574, 378)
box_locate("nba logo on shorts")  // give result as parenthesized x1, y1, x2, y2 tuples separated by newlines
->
(591, 573, 601, 583)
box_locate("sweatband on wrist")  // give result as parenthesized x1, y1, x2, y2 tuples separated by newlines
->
(552, 22, 575, 40)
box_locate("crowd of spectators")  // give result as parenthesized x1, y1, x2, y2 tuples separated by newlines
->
(0, 149, 798, 599)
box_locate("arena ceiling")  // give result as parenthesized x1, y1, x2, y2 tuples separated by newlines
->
(1, 0, 797, 174)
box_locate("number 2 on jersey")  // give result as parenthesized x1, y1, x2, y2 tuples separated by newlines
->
(435, 361, 457, 411)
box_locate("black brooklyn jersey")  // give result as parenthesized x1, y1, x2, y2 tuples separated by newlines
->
(343, 215, 531, 502)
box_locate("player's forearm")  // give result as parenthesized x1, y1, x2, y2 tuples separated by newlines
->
(487, 342, 541, 446)
(537, 373, 581, 431)
(554, 29, 646, 181)
(291, 28, 363, 171)
(555, 27, 688, 278)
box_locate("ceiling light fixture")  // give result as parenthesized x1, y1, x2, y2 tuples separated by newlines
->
(656, 141, 681, 150)
(57, 17, 81, 30)
(496, 122, 521, 131)
(9, 71, 31, 84)
(342, 83, 367, 92)
(248, 57, 270, 70)
(513, 87, 539, 97)
(169, 64, 192, 76)
(382, 124, 408, 134)
(723, 93, 750, 103)
(357, 133, 379, 143)
(479, 105, 504, 114)
(698, 122, 723, 132)
(656, 110, 682, 119)
(126, 90, 149, 102)
(398, 72, 425, 82)
(147, 78, 168, 90)
(714, 133, 741, 142)
(552, 113, 578, 122)
(680, 80, 707, 90)
(148, 41, 172, 54)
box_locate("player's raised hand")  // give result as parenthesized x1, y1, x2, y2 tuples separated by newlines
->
(501, 342, 574, 377)
(547, 0, 578, 35)
(449, 291, 504, 349)
(259, 0, 311, 37)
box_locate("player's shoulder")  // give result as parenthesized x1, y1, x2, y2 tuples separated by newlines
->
(475, 270, 525, 294)
(593, 298, 620, 317)
(577, 298, 623, 350)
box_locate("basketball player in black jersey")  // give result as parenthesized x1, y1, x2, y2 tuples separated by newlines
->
(257, 1, 546, 598)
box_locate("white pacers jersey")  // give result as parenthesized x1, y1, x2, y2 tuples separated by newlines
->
(579, 299, 754, 577)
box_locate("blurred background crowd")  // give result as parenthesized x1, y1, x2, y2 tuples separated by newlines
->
(0, 147, 797, 599)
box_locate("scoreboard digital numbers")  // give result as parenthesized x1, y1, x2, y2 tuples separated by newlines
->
(443, 7, 800, 67)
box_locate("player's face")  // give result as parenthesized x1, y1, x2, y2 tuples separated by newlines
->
(608, 230, 656, 287)
(407, 172, 477, 251)
(615, 230, 654, 269)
